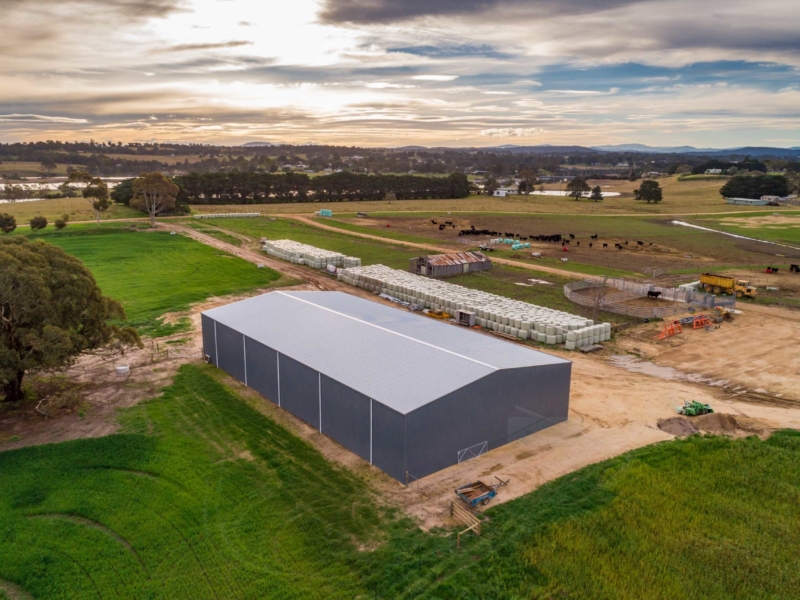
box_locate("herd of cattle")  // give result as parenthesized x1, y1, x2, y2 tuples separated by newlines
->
(436, 221, 655, 251)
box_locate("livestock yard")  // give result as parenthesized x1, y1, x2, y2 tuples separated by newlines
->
(2, 193, 800, 598)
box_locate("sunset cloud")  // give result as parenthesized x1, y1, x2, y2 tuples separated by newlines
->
(0, 0, 798, 146)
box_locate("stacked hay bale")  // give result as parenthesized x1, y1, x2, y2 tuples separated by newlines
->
(339, 264, 610, 346)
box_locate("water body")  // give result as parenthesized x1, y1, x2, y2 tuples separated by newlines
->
(671, 220, 800, 251)
(530, 190, 621, 198)
(609, 355, 730, 387)
(0, 178, 122, 203)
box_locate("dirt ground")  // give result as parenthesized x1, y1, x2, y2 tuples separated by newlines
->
(4, 220, 800, 533)
(718, 215, 800, 228)
(573, 285, 676, 308)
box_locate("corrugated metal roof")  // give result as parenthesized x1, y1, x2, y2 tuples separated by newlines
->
(203, 291, 569, 414)
(424, 252, 490, 266)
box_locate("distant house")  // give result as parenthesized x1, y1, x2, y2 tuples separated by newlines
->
(705, 169, 723, 175)
(493, 187, 519, 197)
(725, 197, 769, 206)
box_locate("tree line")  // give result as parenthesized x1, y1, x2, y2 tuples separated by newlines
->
(117, 171, 472, 204)
(719, 175, 791, 199)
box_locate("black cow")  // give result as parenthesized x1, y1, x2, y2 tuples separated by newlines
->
(431, 220, 437, 224)
(589, 243, 593, 248)
(625, 241, 629, 245)
(590, 234, 598, 240)
(603, 243, 608, 248)
(439, 224, 445, 231)
(569, 234, 575, 239)
(647, 291, 662, 299)
(637, 241, 644, 246)
(791, 264, 799, 272)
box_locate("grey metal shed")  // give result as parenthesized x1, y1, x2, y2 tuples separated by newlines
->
(410, 251, 493, 278)
(201, 291, 571, 482)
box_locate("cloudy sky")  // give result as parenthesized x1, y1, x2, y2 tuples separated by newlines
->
(1, 0, 799, 147)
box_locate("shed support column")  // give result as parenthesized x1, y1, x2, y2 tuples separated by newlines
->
(242, 335, 247, 386)
(213, 321, 219, 367)
(318, 373, 322, 433)
(369, 399, 373, 465)
(276, 353, 281, 407)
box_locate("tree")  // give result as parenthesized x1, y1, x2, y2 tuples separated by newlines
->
(518, 169, 538, 195)
(68, 171, 110, 224)
(566, 177, 590, 201)
(110, 178, 134, 205)
(0, 214, 16, 234)
(131, 172, 179, 227)
(55, 214, 69, 230)
(720, 175, 790, 199)
(29, 216, 48, 230)
(0, 237, 140, 402)
(590, 186, 604, 202)
(635, 179, 663, 203)
(40, 159, 57, 173)
(484, 175, 499, 196)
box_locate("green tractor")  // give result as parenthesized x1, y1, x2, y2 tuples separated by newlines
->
(676, 400, 714, 417)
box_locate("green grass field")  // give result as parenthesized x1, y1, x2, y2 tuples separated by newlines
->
(182, 220, 243, 246)
(22, 225, 284, 335)
(2, 365, 800, 599)
(188, 175, 755, 216)
(198, 216, 422, 270)
(0, 197, 142, 223)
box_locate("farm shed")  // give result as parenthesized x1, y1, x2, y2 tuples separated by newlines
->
(202, 291, 571, 482)
(410, 251, 493, 278)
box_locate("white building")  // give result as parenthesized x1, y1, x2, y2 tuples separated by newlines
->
(493, 187, 519, 197)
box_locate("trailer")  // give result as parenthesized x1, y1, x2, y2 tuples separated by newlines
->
(455, 477, 509, 507)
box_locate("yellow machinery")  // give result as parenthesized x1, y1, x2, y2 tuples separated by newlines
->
(700, 273, 757, 298)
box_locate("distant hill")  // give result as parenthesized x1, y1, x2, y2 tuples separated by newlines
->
(592, 143, 718, 154)
(704, 146, 800, 158)
(241, 141, 275, 147)
(492, 145, 599, 154)
(593, 143, 800, 157)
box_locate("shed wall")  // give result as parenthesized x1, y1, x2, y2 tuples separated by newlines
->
(404, 363, 571, 479)
(278, 354, 320, 430)
(201, 314, 217, 365)
(244, 338, 279, 404)
(215, 322, 246, 383)
(371, 402, 406, 482)
(320, 375, 371, 462)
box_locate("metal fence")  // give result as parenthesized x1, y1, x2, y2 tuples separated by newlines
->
(564, 277, 735, 319)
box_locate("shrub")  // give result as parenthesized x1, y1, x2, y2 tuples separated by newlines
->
(29, 215, 48, 230)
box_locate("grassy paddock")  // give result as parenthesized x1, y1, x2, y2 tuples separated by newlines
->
(188, 176, 750, 216)
(22, 225, 284, 335)
(0, 197, 142, 223)
(197, 217, 422, 270)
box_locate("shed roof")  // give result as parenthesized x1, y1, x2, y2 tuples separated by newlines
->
(203, 291, 568, 414)
(423, 251, 490, 267)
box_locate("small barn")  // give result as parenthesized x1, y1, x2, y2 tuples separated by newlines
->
(202, 291, 571, 482)
(409, 251, 493, 278)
